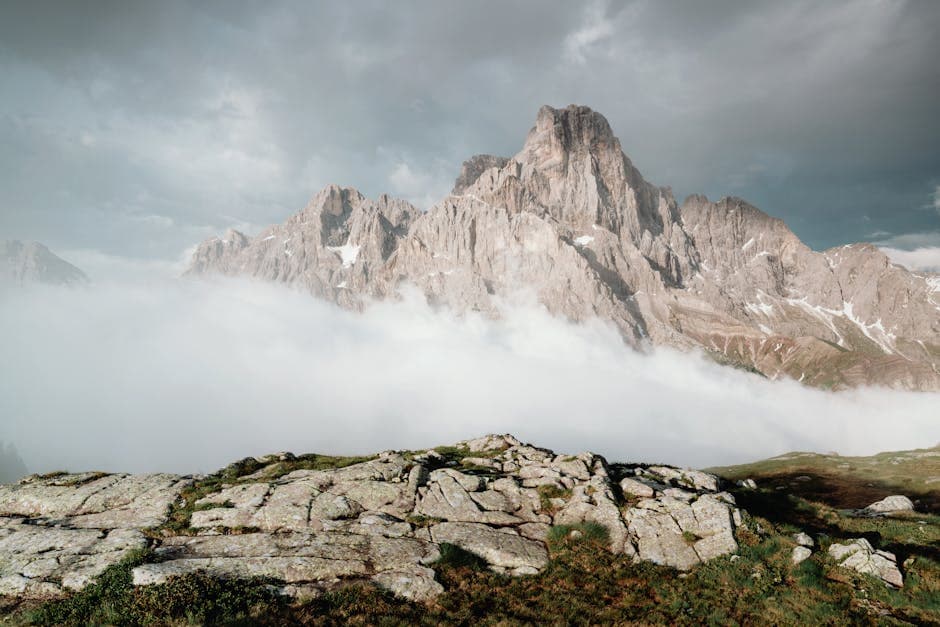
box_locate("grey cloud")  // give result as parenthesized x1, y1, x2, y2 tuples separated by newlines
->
(0, 1, 938, 259)
(881, 246, 940, 273)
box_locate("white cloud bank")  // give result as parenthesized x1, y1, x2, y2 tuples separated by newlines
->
(1, 277, 938, 476)
(881, 246, 940, 273)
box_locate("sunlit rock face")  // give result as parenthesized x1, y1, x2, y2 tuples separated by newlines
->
(186, 105, 940, 391)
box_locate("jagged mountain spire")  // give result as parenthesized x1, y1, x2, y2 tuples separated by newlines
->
(185, 104, 940, 391)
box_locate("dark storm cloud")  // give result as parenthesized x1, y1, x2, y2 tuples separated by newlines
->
(1, 0, 938, 262)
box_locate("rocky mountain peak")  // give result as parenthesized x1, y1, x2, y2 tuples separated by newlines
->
(1, 240, 88, 286)
(452, 155, 511, 195)
(519, 104, 621, 164)
(185, 104, 940, 391)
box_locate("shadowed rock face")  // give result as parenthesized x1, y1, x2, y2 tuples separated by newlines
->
(185, 105, 940, 390)
(1, 240, 87, 286)
(0, 435, 743, 602)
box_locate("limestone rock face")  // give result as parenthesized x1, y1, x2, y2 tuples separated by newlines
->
(0, 472, 191, 597)
(828, 539, 903, 588)
(184, 105, 940, 390)
(184, 185, 420, 310)
(0, 472, 192, 529)
(430, 522, 548, 574)
(1, 240, 88, 287)
(622, 466, 740, 570)
(0, 435, 742, 602)
(5, 436, 916, 601)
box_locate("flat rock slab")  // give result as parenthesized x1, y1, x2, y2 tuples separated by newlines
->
(0, 472, 191, 599)
(430, 522, 549, 574)
(0, 473, 192, 529)
(0, 521, 148, 597)
(135, 530, 441, 601)
(0, 434, 745, 602)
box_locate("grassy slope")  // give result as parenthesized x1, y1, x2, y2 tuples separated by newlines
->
(709, 445, 940, 513)
(4, 447, 939, 625)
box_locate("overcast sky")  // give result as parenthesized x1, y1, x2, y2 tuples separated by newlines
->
(1, 0, 939, 265)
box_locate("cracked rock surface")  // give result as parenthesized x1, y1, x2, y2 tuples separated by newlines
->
(828, 539, 904, 588)
(0, 473, 191, 597)
(0, 434, 745, 601)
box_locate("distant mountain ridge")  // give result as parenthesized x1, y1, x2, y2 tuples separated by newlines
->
(1, 240, 87, 286)
(186, 105, 940, 391)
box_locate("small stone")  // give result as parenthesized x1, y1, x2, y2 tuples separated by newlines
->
(619, 477, 655, 498)
(793, 532, 814, 548)
(791, 546, 812, 564)
(371, 565, 443, 602)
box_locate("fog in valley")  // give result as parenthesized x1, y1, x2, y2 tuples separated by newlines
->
(2, 273, 938, 479)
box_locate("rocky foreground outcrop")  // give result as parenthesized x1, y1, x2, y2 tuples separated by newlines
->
(0, 435, 745, 602)
(186, 104, 940, 391)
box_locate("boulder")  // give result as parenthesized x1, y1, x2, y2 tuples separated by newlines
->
(863, 495, 914, 514)
(624, 492, 738, 569)
(640, 467, 720, 492)
(620, 477, 655, 498)
(371, 565, 443, 602)
(792, 546, 812, 564)
(828, 539, 903, 588)
(430, 522, 548, 573)
(793, 532, 814, 547)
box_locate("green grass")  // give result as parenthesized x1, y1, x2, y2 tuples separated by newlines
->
(16, 549, 281, 626)
(546, 522, 610, 550)
(434, 543, 489, 571)
(709, 445, 940, 513)
(257, 453, 377, 480)
(406, 514, 443, 528)
(537, 484, 573, 513)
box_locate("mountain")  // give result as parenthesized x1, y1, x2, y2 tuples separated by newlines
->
(2, 435, 934, 624)
(0, 442, 27, 484)
(1, 240, 88, 286)
(186, 105, 940, 391)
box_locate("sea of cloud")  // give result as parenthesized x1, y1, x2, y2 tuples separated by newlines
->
(880, 246, 940, 274)
(1, 276, 938, 476)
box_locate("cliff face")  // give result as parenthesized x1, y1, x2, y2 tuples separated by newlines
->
(186, 105, 940, 391)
